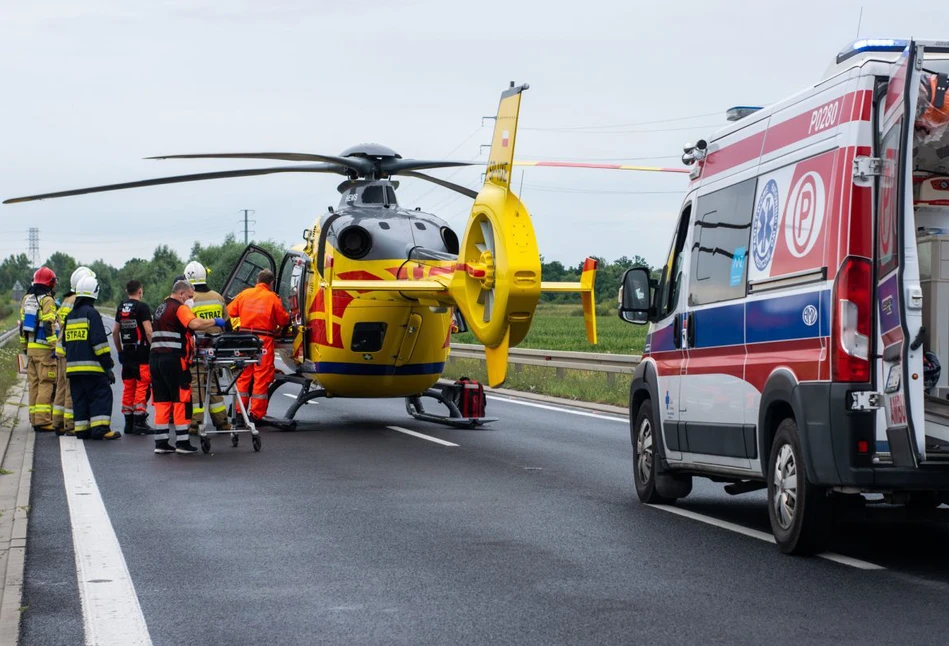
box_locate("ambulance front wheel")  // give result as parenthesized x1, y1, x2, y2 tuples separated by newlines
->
(767, 418, 833, 555)
(633, 400, 691, 504)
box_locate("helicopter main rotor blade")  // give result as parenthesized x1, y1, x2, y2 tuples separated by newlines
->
(383, 159, 478, 174)
(146, 152, 374, 175)
(397, 171, 478, 199)
(3, 163, 342, 204)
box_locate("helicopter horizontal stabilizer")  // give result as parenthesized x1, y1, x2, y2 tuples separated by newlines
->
(539, 257, 598, 345)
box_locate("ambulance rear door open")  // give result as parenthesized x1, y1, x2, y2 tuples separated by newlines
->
(875, 41, 927, 465)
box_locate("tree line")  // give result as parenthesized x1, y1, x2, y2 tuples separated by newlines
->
(0, 234, 284, 310)
(1, 239, 655, 309)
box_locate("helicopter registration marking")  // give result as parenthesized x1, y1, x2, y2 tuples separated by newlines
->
(387, 426, 459, 447)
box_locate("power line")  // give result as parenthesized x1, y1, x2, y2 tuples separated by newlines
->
(523, 123, 720, 135)
(521, 111, 722, 132)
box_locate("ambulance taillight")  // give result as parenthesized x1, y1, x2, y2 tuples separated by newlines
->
(832, 257, 872, 382)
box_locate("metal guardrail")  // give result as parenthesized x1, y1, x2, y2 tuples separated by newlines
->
(0, 327, 19, 348)
(449, 343, 641, 376)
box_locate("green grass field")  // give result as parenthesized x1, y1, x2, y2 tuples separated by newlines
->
(444, 303, 644, 408)
(453, 303, 647, 355)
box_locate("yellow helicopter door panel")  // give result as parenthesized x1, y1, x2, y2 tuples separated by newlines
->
(395, 313, 423, 367)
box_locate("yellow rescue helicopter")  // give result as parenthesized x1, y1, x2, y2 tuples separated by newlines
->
(4, 83, 684, 429)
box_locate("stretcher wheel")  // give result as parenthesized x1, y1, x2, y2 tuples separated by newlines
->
(252, 436, 261, 452)
(200, 437, 211, 454)
(231, 433, 239, 447)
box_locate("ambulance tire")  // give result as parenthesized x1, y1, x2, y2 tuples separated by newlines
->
(767, 418, 833, 555)
(633, 400, 691, 504)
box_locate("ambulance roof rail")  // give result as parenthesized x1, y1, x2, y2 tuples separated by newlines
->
(726, 106, 763, 122)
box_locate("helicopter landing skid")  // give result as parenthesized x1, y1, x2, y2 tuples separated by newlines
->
(262, 375, 328, 431)
(405, 389, 497, 429)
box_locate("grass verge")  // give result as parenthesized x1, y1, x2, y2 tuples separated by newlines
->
(443, 357, 631, 408)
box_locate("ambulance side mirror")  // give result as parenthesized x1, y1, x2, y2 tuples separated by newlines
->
(618, 267, 654, 325)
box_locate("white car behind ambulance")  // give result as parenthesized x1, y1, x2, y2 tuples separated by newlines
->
(620, 39, 949, 554)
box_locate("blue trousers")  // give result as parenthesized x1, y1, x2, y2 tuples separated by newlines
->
(69, 374, 113, 438)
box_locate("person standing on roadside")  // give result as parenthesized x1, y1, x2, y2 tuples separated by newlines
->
(114, 280, 154, 435)
(227, 270, 289, 423)
(19, 267, 58, 432)
(52, 266, 95, 435)
(150, 280, 224, 454)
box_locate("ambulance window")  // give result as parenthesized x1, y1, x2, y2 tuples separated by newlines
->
(657, 203, 692, 318)
(878, 118, 902, 277)
(689, 178, 756, 306)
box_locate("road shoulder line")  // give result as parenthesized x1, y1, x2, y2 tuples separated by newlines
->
(60, 436, 153, 645)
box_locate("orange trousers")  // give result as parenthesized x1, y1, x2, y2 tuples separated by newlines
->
(236, 336, 275, 419)
(121, 363, 151, 416)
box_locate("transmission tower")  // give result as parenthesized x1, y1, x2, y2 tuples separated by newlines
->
(239, 209, 256, 244)
(28, 228, 39, 268)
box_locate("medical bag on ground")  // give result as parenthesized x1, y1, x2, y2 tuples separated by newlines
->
(457, 377, 486, 418)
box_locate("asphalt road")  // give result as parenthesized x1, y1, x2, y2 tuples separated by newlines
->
(17, 354, 949, 645)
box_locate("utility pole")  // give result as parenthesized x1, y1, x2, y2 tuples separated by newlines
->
(27, 227, 39, 269)
(239, 209, 256, 244)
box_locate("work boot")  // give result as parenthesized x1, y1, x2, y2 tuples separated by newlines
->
(75, 430, 91, 440)
(33, 425, 54, 433)
(132, 415, 155, 435)
(92, 429, 121, 440)
(54, 425, 66, 437)
(124, 414, 135, 435)
(154, 440, 175, 454)
(175, 440, 198, 455)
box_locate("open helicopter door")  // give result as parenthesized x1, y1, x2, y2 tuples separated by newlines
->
(222, 244, 277, 304)
(875, 41, 927, 465)
(276, 251, 310, 363)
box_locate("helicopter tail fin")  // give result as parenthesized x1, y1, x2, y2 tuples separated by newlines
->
(484, 328, 511, 387)
(539, 257, 598, 345)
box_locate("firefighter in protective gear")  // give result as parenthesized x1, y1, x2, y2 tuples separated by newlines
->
(64, 276, 120, 440)
(150, 280, 224, 454)
(114, 280, 154, 435)
(183, 261, 231, 434)
(19, 267, 59, 432)
(227, 270, 290, 422)
(52, 266, 95, 435)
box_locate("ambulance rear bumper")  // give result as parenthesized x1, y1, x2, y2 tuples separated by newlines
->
(796, 383, 949, 491)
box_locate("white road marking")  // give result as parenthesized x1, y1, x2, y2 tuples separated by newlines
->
(387, 426, 459, 447)
(283, 393, 318, 404)
(646, 504, 885, 570)
(60, 437, 153, 645)
(486, 395, 628, 423)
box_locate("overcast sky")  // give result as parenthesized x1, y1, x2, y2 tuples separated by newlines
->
(0, 0, 946, 270)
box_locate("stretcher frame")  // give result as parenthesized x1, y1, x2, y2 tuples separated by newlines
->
(196, 350, 262, 453)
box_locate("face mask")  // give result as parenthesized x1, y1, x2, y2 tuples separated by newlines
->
(184, 298, 195, 309)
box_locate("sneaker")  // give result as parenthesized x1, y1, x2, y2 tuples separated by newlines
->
(175, 442, 198, 455)
(154, 442, 176, 454)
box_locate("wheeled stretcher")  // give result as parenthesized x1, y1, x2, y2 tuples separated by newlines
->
(194, 332, 263, 453)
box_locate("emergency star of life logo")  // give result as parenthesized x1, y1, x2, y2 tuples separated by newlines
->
(785, 171, 826, 258)
(752, 179, 780, 271)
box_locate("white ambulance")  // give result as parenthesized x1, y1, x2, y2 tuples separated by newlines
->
(619, 39, 949, 554)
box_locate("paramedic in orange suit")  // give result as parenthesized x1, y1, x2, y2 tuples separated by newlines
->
(226, 270, 290, 422)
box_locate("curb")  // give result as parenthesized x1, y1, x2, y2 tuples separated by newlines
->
(0, 375, 32, 645)
(436, 378, 629, 417)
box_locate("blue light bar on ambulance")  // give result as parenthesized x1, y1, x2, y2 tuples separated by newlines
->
(726, 106, 763, 122)
(836, 38, 909, 64)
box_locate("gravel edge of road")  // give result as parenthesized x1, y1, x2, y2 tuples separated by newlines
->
(0, 373, 32, 646)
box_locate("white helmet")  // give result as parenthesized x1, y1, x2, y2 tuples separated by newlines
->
(184, 260, 208, 285)
(75, 275, 100, 300)
(70, 266, 96, 291)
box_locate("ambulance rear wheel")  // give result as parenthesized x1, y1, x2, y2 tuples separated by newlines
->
(633, 400, 690, 504)
(767, 418, 833, 555)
